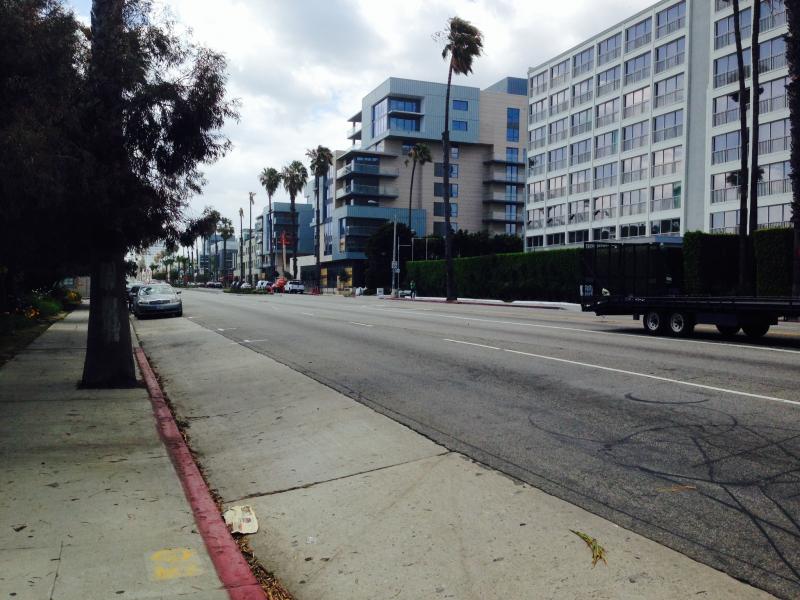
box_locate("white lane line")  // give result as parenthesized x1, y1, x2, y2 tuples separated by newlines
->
(443, 338, 501, 351)
(301, 312, 315, 317)
(217, 327, 238, 332)
(376, 306, 800, 356)
(350, 321, 374, 327)
(445, 338, 799, 407)
(229, 339, 269, 345)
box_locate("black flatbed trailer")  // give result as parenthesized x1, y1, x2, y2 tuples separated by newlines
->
(581, 241, 800, 339)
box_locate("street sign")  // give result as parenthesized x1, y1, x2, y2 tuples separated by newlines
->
(391, 260, 398, 270)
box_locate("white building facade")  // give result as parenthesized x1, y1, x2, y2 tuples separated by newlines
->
(524, 0, 790, 250)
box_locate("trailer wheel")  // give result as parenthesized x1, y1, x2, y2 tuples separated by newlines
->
(742, 321, 770, 339)
(643, 311, 667, 335)
(668, 312, 695, 337)
(716, 325, 740, 337)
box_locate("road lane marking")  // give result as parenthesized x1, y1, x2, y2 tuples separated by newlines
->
(350, 321, 374, 327)
(301, 312, 315, 317)
(441, 338, 799, 407)
(376, 307, 800, 356)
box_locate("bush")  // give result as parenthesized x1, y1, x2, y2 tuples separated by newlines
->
(406, 248, 582, 302)
(682, 231, 739, 295)
(31, 296, 62, 317)
(753, 228, 793, 296)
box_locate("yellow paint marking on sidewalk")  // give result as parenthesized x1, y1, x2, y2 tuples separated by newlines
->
(148, 547, 203, 581)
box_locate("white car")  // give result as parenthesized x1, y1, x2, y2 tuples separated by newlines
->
(256, 280, 271, 291)
(285, 280, 305, 294)
(240, 282, 252, 289)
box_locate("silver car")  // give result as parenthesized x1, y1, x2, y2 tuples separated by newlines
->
(134, 283, 183, 318)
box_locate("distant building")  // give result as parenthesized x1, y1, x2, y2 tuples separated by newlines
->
(258, 202, 314, 279)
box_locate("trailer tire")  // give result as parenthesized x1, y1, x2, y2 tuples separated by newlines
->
(742, 321, 770, 339)
(668, 312, 695, 337)
(716, 325, 740, 337)
(643, 311, 668, 335)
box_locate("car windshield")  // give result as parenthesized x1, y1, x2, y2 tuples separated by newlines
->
(141, 285, 173, 295)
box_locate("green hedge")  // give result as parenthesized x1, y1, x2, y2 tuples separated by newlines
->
(753, 228, 793, 296)
(406, 249, 582, 302)
(682, 231, 739, 295)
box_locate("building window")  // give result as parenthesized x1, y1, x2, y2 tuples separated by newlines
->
(434, 183, 459, 197)
(620, 188, 648, 215)
(652, 145, 683, 177)
(714, 50, 751, 88)
(597, 65, 621, 96)
(434, 163, 459, 178)
(598, 32, 622, 65)
(546, 204, 566, 227)
(450, 145, 460, 160)
(620, 222, 647, 238)
(547, 232, 566, 247)
(655, 37, 685, 73)
(593, 226, 616, 240)
(401, 140, 415, 154)
(625, 17, 652, 52)
(758, 117, 790, 155)
(596, 97, 620, 127)
(389, 116, 420, 131)
(453, 99, 468, 111)
(710, 209, 739, 234)
(623, 86, 651, 118)
(714, 8, 751, 50)
(569, 230, 590, 244)
(570, 139, 592, 166)
(757, 203, 791, 229)
(452, 120, 468, 131)
(573, 48, 594, 76)
(656, 1, 686, 37)
(550, 59, 569, 86)
(506, 147, 519, 162)
(505, 223, 518, 235)
(654, 72, 684, 107)
(711, 171, 742, 204)
(759, 35, 787, 74)
(388, 98, 420, 112)
(528, 235, 544, 248)
(433, 202, 458, 217)
(712, 130, 743, 164)
(530, 71, 548, 95)
(593, 194, 617, 219)
(652, 182, 682, 211)
(651, 218, 681, 235)
(507, 107, 520, 142)
(652, 109, 683, 143)
(624, 52, 651, 85)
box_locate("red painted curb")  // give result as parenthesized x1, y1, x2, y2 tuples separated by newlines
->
(135, 348, 266, 600)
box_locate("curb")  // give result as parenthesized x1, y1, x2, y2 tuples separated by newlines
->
(134, 347, 266, 600)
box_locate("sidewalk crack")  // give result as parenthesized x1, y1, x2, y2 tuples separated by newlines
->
(48, 540, 64, 600)
(226, 451, 450, 503)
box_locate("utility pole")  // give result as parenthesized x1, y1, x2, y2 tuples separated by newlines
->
(391, 219, 399, 298)
(249, 192, 255, 286)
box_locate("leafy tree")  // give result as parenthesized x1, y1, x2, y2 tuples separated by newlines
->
(258, 167, 282, 279)
(306, 146, 333, 291)
(437, 17, 483, 302)
(405, 144, 431, 231)
(78, 0, 237, 387)
(281, 160, 309, 278)
(365, 222, 412, 290)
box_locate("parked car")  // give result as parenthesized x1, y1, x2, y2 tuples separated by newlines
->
(231, 280, 241, 290)
(133, 283, 183, 318)
(285, 280, 304, 294)
(255, 280, 272, 291)
(240, 282, 252, 290)
(127, 283, 144, 311)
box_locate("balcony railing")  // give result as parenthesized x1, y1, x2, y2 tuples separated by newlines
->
(594, 207, 617, 220)
(570, 182, 591, 194)
(654, 89, 684, 108)
(714, 26, 751, 50)
(760, 94, 789, 115)
(624, 67, 650, 86)
(347, 123, 362, 138)
(651, 196, 681, 211)
(598, 47, 621, 66)
(626, 33, 651, 53)
(620, 202, 647, 216)
(529, 111, 547, 124)
(652, 160, 682, 177)
(529, 164, 545, 177)
(549, 101, 569, 116)
(622, 134, 648, 152)
(594, 175, 617, 189)
(548, 158, 567, 171)
(653, 125, 683, 143)
(623, 101, 649, 119)
(546, 215, 566, 226)
(530, 138, 547, 150)
(622, 168, 648, 183)
(573, 62, 593, 77)
(656, 17, 685, 39)
(711, 187, 739, 204)
(571, 122, 592, 136)
(549, 130, 568, 143)
(760, 9, 787, 33)
(594, 144, 618, 159)
(551, 74, 569, 89)
(531, 191, 545, 202)
(714, 65, 751, 88)
(711, 226, 738, 234)
(758, 136, 790, 155)
(713, 106, 744, 126)
(336, 163, 399, 178)
(712, 147, 741, 164)
(758, 178, 792, 196)
(596, 111, 619, 128)
(568, 211, 591, 224)
(759, 55, 787, 75)
(547, 187, 567, 199)
(345, 225, 379, 237)
(531, 83, 548, 96)
(597, 80, 621, 98)
(570, 152, 591, 166)
(757, 220, 791, 231)
(335, 182, 398, 199)
(655, 53, 684, 74)
(572, 90, 593, 107)
(530, 219, 544, 229)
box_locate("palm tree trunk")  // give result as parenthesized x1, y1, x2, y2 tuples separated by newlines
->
(408, 159, 417, 231)
(733, 0, 751, 294)
(748, 1, 762, 295)
(239, 214, 244, 283)
(268, 195, 276, 280)
(223, 238, 227, 286)
(442, 64, 456, 302)
(248, 204, 253, 285)
(315, 177, 322, 292)
(290, 195, 298, 278)
(787, 1, 800, 297)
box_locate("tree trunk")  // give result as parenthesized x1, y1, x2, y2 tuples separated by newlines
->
(248, 204, 253, 286)
(291, 195, 298, 278)
(733, 0, 751, 294)
(268, 195, 276, 280)
(408, 159, 417, 231)
(239, 216, 244, 283)
(442, 64, 456, 302)
(223, 239, 227, 286)
(315, 176, 322, 292)
(748, 1, 762, 295)
(787, 0, 800, 297)
(82, 253, 136, 388)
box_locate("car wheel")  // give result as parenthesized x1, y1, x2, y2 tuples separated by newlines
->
(643, 311, 667, 335)
(668, 312, 694, 338)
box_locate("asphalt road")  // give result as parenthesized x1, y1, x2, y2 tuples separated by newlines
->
(176, 288, 800, 598)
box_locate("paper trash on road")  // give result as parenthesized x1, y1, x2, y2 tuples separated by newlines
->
(223, 505, 259, 534)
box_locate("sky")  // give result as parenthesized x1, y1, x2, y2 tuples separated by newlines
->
(67, 0, 655, 229)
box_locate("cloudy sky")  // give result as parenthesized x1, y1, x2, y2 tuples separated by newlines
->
(67, 0, 653, 228)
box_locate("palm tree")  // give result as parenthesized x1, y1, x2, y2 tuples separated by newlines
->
(248, 191, 256, 285)
(281, 160, 309, 278)
(404, 143, 432, 231)
(218, 217, 235, 286)
(731, 0, 751, 293)
(439, 16, 483, 302)
(238, 206, 244, 283)
(306, 146, 334, 292)
(258, 167, 282, 279)
(786, 1, 800, 296)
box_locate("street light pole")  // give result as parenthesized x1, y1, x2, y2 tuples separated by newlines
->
(391, 219, 398, 298)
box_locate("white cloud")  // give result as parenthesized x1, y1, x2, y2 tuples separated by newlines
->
(69, 0, 655, 227)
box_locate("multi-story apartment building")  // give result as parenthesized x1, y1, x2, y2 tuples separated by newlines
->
(314, 76, 528, 287)
(525, 0, 790, 249)
(258, 202, 314, 279)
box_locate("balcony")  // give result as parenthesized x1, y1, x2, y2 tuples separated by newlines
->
(651, 196, 681, 211)
(531, 83, 548, 96)
(347, 123, 362, 140)
(760, 9, 787, 33)
(593, 207, 617, 220)
(654, 89, 684, 108)
(530, 138, 547, 150)
(598, 48, 621, 66)
(546, 215, 566, 227)
(530, 191, 545, 202)
(572, 90, 593, 107)
(622, 134, 648, 152)
(570, 181, 591, 194)
(547, 187, 567, 199)
(624, 67, 650, 87)
(714, 65, 751, 88)
(622, 168, 647, 184)
(335, 182, 399, 200)
(656, 17, 685, 39)
(484, 153, 525, 166)
(485, 212, 522, 224)
(711, 187, 739, 204)
(547, 158, 568, 172)
(484, 195, 524, 206)
(549, 130, 568, 144)
(596, 111, 619, 128)
(596, 80, 621, 98)
(758, 54, 787, 75)
(758, 136, 790, 155)
(336, 163, 399, 179)
(623, 101, 649, 120)
(715, 26, 750, 50)
(756, 220, 791, 231)
(551, 73, 569, 89)
(568, 211, 591, 224)
(529, 110, 547, 124)
(758, 179, 792, 196)
(549, 101, 569, 116)
(484, 172, 524, 185)
(760, 94, 789, 115)
(571, 122, 592, 137)
(712, 147, 741, 164)
(713, 105, 745, 127)
(594, 144, 618, 160)
(620, 201, 647, 216)
(625, 33, 651, 53)
(570, 152, 591, 166)
(594, 175, 617, 189)
(652, 160, 682, 178)
(529, 164, 545, 177)
(653, 125, 683, 143)
(573, 62, 593, 78)
(344, 225, 379, 237)
(655, 53, 684, 74)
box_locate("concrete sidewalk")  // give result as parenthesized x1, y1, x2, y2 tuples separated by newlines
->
(0, 306, 229, 600)
(134, 314, 775, 600)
